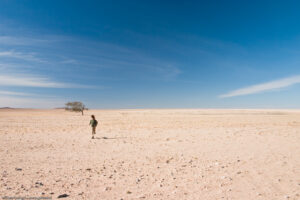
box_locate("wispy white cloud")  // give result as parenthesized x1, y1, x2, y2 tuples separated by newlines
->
(0, 32, 69, 46)
(0, 74, 90, 88)
(0, 90, 33, 96)
(219, 75, 300, 98)
(0, 50, 44, 62)
(61, 59, 78, 64)
(153, 65, 181, 79)
(0, 36, 48, 46)
(0, 96, 66, 108)
(0, 32, 182, 80)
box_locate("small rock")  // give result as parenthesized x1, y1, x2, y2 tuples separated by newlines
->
(36, 182, 43, 186)
(15, 168, 22, 171)
(57, 194, 69, 198)
(86, 168, 91, 171)
(127, 191, 132, 194)
(105, 187, 112, 191)
(237, 171, 242, 174)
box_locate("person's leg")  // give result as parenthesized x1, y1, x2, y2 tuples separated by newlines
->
(92, 127, 95, 139)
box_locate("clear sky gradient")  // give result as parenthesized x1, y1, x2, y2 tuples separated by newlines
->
(0, 0, 300, 108)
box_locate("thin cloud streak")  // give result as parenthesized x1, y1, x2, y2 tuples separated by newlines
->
(0, 74, 90, 88)
(0, 34, 69, 46)
(219, 75, 300, 98)
(0, 36, 48, 46)
(0, 51, 45, 62)
(0, 33, 182, 80)
(0, 96, 66, 108)
(0, 90, 33, 96)
(61, 59, 78, 64)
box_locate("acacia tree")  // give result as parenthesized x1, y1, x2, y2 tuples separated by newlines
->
(65, 101, 87, 115)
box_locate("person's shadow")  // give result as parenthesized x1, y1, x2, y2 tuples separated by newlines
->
(94, 136, 126, 140)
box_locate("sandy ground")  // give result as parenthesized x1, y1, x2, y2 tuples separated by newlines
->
(0, 109, 300, 200)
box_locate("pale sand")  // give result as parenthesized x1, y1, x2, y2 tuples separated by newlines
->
(0, 109, 300, 200)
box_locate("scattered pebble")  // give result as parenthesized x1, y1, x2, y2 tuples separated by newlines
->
(35, 182, 43, 186)
(15, 168, 22, 171)
(105, 187, 112, 191)
(58, 194, 69, 198)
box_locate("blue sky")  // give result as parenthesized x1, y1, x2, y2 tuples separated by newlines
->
(0, 0, 300, 108)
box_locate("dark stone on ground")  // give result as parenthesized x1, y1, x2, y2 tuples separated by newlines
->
(58, 194, 69, 198)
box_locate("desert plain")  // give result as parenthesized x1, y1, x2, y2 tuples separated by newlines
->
(0, 109, 299, 200)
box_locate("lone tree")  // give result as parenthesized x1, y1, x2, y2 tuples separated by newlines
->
(65, 101, 87, 115)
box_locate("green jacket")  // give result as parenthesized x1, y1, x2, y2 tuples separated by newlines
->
(90, 119, 98, 127)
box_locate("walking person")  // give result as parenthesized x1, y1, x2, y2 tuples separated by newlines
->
(89, 115, 98, 139)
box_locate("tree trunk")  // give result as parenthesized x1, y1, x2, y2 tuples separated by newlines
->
(81, 110, 83, 115)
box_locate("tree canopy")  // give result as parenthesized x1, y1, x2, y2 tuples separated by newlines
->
(65, 101, 87, 115)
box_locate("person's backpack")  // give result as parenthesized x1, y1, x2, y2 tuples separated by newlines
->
(94, 120, 98, 127)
